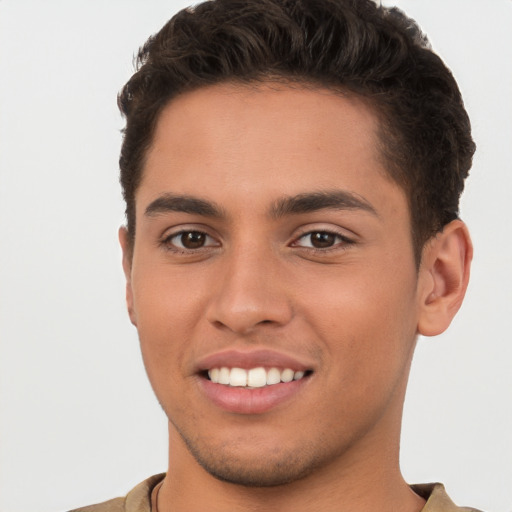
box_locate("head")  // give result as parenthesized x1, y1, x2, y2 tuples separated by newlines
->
(116, 0, 474, 494)
(118, 0, 475, 265)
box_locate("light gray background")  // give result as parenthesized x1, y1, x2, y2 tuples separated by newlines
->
(1, 1, 511, 511)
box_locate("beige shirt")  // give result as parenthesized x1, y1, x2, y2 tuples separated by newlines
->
(70, 474, 483, 512)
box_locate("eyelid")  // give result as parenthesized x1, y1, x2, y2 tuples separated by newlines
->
(160, 225, 221, 252)
(290, 225, 356, 250)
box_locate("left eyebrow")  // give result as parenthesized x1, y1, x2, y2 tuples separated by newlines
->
(269, 190, 378, 219)
(144, 193, 225, 218)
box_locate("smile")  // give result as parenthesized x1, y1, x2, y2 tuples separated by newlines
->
(196, 349, 314, 414)
(207, 366, 307, 388)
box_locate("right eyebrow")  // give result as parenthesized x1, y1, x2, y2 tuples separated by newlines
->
(144, 193, 225, 218)
(269, 190, 378, 219)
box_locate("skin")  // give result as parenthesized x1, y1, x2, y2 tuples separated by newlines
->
(120, 83, 472, 512)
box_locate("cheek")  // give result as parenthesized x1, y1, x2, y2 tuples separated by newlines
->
(300, 272, 418, 436)
(130, 267, 206, 388)
(297, 261, 419, 375)
(132, 258, 208, 328)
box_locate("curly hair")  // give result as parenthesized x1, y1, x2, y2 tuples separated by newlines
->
(118, 0, 475, 264)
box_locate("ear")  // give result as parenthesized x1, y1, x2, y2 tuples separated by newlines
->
(118, 226, 137, 327)
(417, 220, 473, 337)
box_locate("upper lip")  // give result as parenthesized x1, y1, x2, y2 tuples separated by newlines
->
(195, 349, 315, 373)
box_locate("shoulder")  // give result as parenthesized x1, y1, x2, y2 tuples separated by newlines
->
(412, 483, 484, 512)
(68, 474, 165, 512)
(68, 496, 125, 512)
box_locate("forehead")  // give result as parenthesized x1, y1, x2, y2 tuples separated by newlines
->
(138, 82, 402, 217)
(148, 83, 380, 160)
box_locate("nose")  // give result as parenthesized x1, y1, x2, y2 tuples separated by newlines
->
(206, 245, 293, 335)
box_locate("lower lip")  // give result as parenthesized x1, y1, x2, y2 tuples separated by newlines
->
(198, 376, 309, 414)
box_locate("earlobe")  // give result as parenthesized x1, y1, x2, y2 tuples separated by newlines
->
(118, 226, 137, 327)
(417, 220, 473, 337)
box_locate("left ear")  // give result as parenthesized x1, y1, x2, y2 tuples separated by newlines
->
(417, 220, 473, 337)
(119, 226, 137, 327)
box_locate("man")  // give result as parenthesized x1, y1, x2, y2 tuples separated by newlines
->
(73, 0, 478, 510)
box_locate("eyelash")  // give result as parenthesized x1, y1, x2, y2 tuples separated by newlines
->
(291, 230, 355, 253)
(161, 230, 219, 254)
(160, 228, 354, 254)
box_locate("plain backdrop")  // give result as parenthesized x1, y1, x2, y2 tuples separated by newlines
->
(1, 1, 511, 511)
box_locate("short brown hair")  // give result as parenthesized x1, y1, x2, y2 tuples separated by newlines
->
(118, 0, 475, 263)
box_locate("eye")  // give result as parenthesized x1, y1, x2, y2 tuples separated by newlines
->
(293, 230, 351, 250)
(164, 230, 218, 251)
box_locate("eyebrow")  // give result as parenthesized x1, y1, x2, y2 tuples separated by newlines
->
(145, 193, 225, 218)
(144, 189, 377, 220)
(269, 190, 378, 219)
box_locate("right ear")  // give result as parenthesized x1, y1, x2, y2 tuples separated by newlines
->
(118, 226, 137, 327)
(416, 220, 472, 337)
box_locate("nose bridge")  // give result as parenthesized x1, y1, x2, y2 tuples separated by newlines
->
(207, 240, 292, 334)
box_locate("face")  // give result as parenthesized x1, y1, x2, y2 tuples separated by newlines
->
(122, 83, 424, 486)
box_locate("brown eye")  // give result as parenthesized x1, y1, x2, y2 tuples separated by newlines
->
(181, 231, 206, 249)
(293, 230, 351, 250)
(309, 232, 337, 248)
(165, 230, 218, 251)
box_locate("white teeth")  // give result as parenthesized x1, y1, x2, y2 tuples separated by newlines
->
(281, 368, 294, 383)
(209, 368, 219, 383)
(218, 367, 230, 385)
(247, 367, 267, 388)
(266, 367, 281, 385)
(229, 367, 247, 387)
(207, 366, 308, 387)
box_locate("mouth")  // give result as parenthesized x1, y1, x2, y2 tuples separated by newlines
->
(204, 366, 311, 388)
(196, 350, 314, 414)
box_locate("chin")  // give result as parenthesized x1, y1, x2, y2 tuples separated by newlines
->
(202, 465, 307, 487)
(177, 425, 330, 487)
(194, 451, 320, 488)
